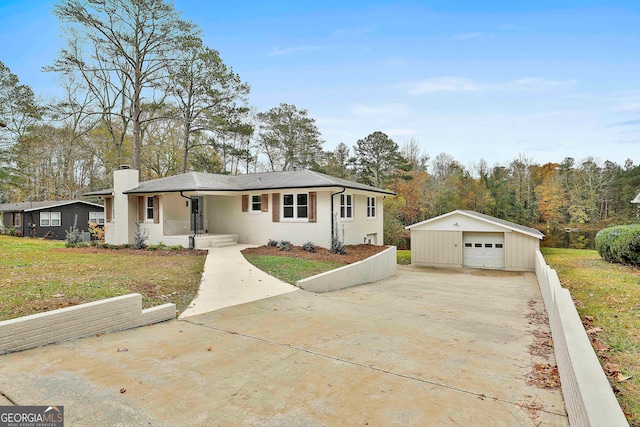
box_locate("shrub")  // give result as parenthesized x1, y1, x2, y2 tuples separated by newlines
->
(88, 222, 107, 243)
(267, 239, 278, 247)
(133, 220, 149, 250)
(330, 213, 346, 255)
(277, 240, 292, 251)
(302, 241, 316, 253)
(147, 242, 168, 251)
(595, 224, 640, 266)
(65, 225, 83, 245)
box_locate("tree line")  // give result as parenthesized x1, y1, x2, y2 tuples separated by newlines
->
(1, 0, 639, 243)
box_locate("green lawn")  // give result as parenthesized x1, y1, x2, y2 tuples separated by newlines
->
(397, 249, 411, 265)
(542, 247, 640, 424)
(0, 236, 206, 320)
(242, 254, 346, 285)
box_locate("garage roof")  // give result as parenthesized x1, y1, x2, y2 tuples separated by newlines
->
(405, 209, 544, 240)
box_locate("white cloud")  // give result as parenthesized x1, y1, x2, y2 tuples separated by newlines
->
(352, 103, 412, 117)
(268, 45, 321, 56)
(452, 32, 483, 40)
(408, 76, 575, 94)
(408, 77, 481, 94)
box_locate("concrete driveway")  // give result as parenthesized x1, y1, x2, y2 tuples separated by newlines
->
(0, 266, 568, 426)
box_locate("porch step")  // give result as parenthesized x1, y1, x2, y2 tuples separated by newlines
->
(208, 234, 238, 248)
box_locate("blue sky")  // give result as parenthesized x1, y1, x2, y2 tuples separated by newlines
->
(1, 0, 640, 168)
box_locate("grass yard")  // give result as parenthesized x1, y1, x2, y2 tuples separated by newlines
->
(0, 236, 207, 320)
(542, 247, 640, 425)
(397, 249, 411, 265)
(242, 254, 346, 285)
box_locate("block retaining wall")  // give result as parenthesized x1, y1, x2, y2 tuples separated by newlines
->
(297, 246, 397, 293)
(534, 250, 627, 426)
(0, 294, 175, 354)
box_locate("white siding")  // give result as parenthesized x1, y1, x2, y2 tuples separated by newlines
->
(205, 190, 384, 247)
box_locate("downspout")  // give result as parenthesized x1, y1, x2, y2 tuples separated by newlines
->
(330, 187, 346, 243)
(180, 191, 196, 249)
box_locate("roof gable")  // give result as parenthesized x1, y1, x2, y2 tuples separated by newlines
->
(406, 210, 544, 239)
(0, 200, 103, 213)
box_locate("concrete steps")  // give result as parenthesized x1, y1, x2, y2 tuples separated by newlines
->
(208, 234, 238, 248)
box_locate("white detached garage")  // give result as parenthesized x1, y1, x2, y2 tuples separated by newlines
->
(406, 210, 544, 272)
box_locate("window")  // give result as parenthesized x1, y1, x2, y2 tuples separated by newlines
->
(250, 195, 261, 212)
(89, 211, 105, 225)
(340, 194, 353, 219)
(485, 243, 493, 248)
(146, 197, 155, 221)
(283, 193, 308, 219)
(11, 212, 21, 227)
(40, 212, 61, 227)
(495, 243, 503, 249)
(474, 243, 482, 248)
(464, 243, 472, 248)
(367, 197, 376, 218)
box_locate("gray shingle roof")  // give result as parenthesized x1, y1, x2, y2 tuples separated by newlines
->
(121, 169, 395, 195)
(0, 200, 103, 212)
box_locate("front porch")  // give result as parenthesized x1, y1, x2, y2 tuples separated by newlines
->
(162, 233, 238, 249)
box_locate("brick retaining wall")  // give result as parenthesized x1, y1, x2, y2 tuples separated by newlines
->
(0, 294, 175, 354)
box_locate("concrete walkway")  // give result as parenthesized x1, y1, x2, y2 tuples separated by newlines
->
(179, 244, 298, 317)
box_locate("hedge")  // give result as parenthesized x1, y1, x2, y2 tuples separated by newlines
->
(595, 224, 640, 266)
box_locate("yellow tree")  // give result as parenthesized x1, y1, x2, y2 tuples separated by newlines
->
(535, 172, 567, 227)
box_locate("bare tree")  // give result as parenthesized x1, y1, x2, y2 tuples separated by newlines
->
(50, 0, 199, 170)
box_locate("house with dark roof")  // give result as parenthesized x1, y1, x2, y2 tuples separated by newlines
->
(406, 210, 545, 272)
(0, 200, 104, 240)
(86, 167, 395, 249)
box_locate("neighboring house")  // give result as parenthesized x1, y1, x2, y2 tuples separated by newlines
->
(0, 200, 105, 240)
(406, 210, 544, 272)
(632, 192, 640, 204)
(86, 167, 395, 249)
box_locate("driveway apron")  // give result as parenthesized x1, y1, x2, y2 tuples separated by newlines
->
(0, 266, 568, 426)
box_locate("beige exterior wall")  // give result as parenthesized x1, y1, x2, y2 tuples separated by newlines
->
(504, 231, 539, 271)
(410, 230, 463, 268)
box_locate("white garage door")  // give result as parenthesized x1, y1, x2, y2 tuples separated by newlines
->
(463, 232, 504, 269)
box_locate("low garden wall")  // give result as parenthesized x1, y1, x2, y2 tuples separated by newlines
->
(0, 294, 175, 355)
(534, 250, 627, 426)
(297, 246, 397, 293)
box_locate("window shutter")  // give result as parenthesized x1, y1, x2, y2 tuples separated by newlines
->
(242, 195, 249, 212)
(9, 213, 14, 227)
(272, 193, 280, 222)
(153, 196, 159, 224)
(308, 192, 317, 223)
(105, 197, 113, 222)
(261, 194, 269, 212)
(138, 196, 144, 222)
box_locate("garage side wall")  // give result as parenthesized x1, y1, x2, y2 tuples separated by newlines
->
(504, 232, 539, 271)
(410, 230, 462, 268)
